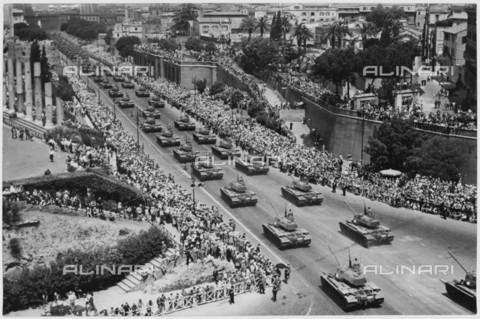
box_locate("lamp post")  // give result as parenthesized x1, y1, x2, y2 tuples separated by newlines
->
(136, 105, 140, 151)
(190, 174, 203, 216)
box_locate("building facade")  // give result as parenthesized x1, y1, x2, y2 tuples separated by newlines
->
(464, 4, 477, 107)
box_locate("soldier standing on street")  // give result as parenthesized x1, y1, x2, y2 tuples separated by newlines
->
(284, 264, 291, 284)
(229, 285, 235, 304)
(272, 277, 281, 302)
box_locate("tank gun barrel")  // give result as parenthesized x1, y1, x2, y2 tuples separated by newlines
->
(345, 201, 358, 216)
(328, 245, 341, 267)
(448, 250, 469, 274)
(269, 201, 280, 219)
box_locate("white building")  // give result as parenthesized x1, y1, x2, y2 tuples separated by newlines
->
(113, 21, 145, 39)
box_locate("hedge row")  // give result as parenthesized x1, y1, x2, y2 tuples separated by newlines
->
(3, 227, 172, 314)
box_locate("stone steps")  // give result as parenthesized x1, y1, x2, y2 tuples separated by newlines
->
(116, 247, 179, 293)
(3, 111, 47, 139)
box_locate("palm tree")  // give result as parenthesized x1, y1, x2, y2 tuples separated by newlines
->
(255, 16, 270, 38)
(280, 16, 292, 42)
(358, 22, 377, 47)
(299, 24, 314, 54)
(170, 4, 198, 36)
(240, 17, 257, 40)
(323, 21, 351, 49)
(290, 21, 304, 48)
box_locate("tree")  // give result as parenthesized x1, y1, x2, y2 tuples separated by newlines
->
(204, 42, 217, 54)
(115, 36, 141, 58)
(312, 47, 359, 96)
(209, 81, 225, 96)
(299, 24, 314, 54)
(171, 4, 198, 36)
(104, 28, 113, 46)
(40, 45, 52, 84)
(14, 23, 47, 41)
(270, 11, 282, 41)
(358, 22, 377, 47)
(54, 75, 75, 102)
(366, 5, 405, 47)
(230, 89, 244, 108)
(195, 78, 207, 94)
(240, 17, 257, 40)
(365, 116, 422, 172)
(240, 37, 279, 73)
(323, 21, 351, 49)
(185, 37, 202, 52)
(404, 136, 465, 182)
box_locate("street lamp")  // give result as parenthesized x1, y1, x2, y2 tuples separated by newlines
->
(136, 105, 140, 151)
(190, 174, 203, 216)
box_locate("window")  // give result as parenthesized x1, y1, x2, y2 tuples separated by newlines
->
(462, 36, 466, 44)
(435, 14, 439, 21)
(222, 25, 228, 31)
(363, 7, 367, 10)
(311, 12, 315, 16)
(444, 33, 449, 41)
(135, 27, 137, 31)
(202, 25, 209, 34)
(302, 12, 307, 16)
(294, 6, 300, 9)
(320, 12, 325, 16)
(302, 18, 307, 22)
(212, 25, 219, 32)
(326, 12, 330, 16)
(310, 19, 315, 23)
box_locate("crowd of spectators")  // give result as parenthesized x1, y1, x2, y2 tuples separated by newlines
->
(137, 75, 476, 222)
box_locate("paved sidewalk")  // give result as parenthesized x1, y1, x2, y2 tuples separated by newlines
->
(2, 126, 69, 181)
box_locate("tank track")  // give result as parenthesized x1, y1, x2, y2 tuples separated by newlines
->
(339, 222, 373, 248)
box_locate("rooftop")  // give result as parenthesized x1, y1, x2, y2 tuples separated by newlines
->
(443, 23, 467, 34)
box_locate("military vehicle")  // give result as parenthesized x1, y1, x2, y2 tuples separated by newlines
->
(174, 114, 196, 131)
(140, 117, 163, 133)
(135, 86, 150, 97)
(193, 128, 217, 144)
(440, 250, 476, 311)
(116, 96, 134, 108)
(321, 248, 384, 310)
(142, 106, 161, 119)
(156, 127, 181, 147)
(108, 86, 123, 98)
(339, 202, 394, 248)
(122, 81, 135, 89)
(235, 155, 269, 175)
(262, 203, 311, 249)
(148, 95, 166, 108)
(192, 155, 223, 181)
(173, 139, 200, 163)
(281, 177, 323, 206)
(101, 82, 113, 89)
(211, 138, 241, 159)
(220, 176, 257, 208)
(113, 75, 125, 82)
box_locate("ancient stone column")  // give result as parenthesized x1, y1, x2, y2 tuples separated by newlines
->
(7, 42, 16, 113)
(44, 82, 54, 128)
(15, 45, 24, 117)
(55, 96, 64, 124)
(22, 45, 33, 121)
(33, 61, 43, 125)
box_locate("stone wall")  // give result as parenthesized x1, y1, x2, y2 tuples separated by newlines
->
(303, 97, 478, 185)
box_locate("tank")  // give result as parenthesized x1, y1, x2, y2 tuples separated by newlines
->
(140, 117, 163, 133)
(320, 254, 384, 310)
(235, 155, 269, 175)
(174, 115, 196, 131)
(193, 128, 217, 144)
(156, 127, 180, 147)
(122, 81, 135, 89)
(220, 177, 257, 208)
(173, 141, 199, 163)
(339, 202, 394, 248)
(116, 96, 134, 108)
(193, 156, 223, 181)
(135, 87, 150, 97)
(148, 95, 165, 108)
(113, 75, 125, 82)
(440, 251, 476, 311)
(281, 177, 323, 206)
(211, 138, 241, 159)
(142, 106, 161, 119)
(108, 86, 123, 98)
(262, 209, 311, 249)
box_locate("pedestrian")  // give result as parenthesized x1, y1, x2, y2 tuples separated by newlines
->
(53, 291, 59, 306)
(284, 264, 291, 284)
(272, 281, 279, 302)
(228, 285, 235, 304)
(44, 169, 51, 176)
(49, 148, 55, 162)
(342, 183, 347, 196)
(213, 268, 219, 285)
(68, 291, 76, 312)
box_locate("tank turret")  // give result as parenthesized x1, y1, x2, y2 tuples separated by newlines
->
(229, 178, 246, 193)
(199, 128, 210, 135)
(162, 129, 173, 137)
(291, 178, 312, 192)
(179, 143, 192, 152)
(340, 202, 393, 247)
(179, 115, 190, 123)
(334, 256, 367, 287)
(219, 138, 234, 149)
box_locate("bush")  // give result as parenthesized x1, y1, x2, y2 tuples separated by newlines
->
(195, 78, 207, 94)
(209, 81, 225, 96)
(9, 238, 22, 260)
(3, 226, 173, 314)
